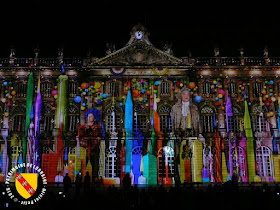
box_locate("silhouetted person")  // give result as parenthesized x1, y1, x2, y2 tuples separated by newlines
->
(122, 173, 131, 191)
(98, 176, 104, 187)
(84, 171, 91, 192)
(75, 173, 82, 195)
(232, 171, 238, 189)
(63, 173, 71, 194)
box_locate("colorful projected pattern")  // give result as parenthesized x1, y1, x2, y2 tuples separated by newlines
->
(1, 24, 280, 185)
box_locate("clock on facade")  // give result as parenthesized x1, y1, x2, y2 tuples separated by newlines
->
(135, 31, 143, 39)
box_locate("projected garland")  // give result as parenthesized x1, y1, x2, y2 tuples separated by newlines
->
(110, 68, 126, 76)
(152, 67, 168, 76)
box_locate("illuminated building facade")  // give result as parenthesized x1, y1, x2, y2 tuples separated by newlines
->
(1, 24, 280, 185)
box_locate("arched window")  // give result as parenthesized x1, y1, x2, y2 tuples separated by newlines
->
(201, 106, 214, 133)
(105, 146, 120, 178)
(256, 146, 272, 180)
(68, 105, 80, 134)
(158, 105, 172, 133)
(40, 104, 55, 134)
(11, 105, 26, 132)
(105, 106, 121, 133)
(157, 146, 175, 180)
(252, 105, 269, 132)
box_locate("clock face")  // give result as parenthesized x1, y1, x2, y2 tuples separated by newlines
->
(135, 31, 143, 39)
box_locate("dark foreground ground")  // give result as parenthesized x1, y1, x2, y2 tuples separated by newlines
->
(1, 182, 280, 210)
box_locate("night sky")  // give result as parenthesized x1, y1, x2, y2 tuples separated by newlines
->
(1, 4, 279, 59)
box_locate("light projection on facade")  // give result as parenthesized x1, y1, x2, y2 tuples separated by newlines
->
(1, 24, 280, 185)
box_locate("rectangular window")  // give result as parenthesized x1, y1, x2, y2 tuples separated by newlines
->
(68, 82, 77, 98)
(15, 83, 27, 98)
(256, 147, 272, 178)
(12, 115, 25, 132)
(252, 82, 262, 97)
(202, 83, 212, 97)
(68, 115, 79, 133)
(40, 115, 53, 133)
(238, 148, 246, 178)
(253, 115, 267, 132)
(227, 115, 240, 132)
(105, 147, 120, 178)
(41, 83, 52, 98)
(106, 114, 121, 133)
(160, 81, 171, 97)
(277, 83, 280, 96)
(160, 115, 172, 133)
(134, 115, 148, 132)
(42, 146, 49, 154)
(228, 83, 237, 96)
(202, 115, 214, 133)
(158, 156, 175, 178)
(108, 82, 119, 97)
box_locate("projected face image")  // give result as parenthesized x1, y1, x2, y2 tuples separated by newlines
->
(181, 90, 190, 102)
(88, 113, 95, 124)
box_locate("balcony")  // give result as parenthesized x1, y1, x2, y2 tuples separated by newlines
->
(193, 57, 280, 66)
(0, 56, 279, 67)
(0, 58, 83, 67)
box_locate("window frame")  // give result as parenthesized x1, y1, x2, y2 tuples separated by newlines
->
(105, 146, 120, 178)
(202, 82, 212, 98)
(158, 104, 172, 133)
(40, 82, 53, 98)
(105, 106, 121, 133)
(252, 82, 263, 97)
(68, 81, 78, 98)
(159, 81, 171, 97)
(15, 82, 27, 98)
(256, 146, 273, 179)
(11, 105, 26, 133)
(238, 146, 246, 179)
(68, 104, 80, 134)
(39, 104, 55, 134)
(201, 106, 215, 133)
(157, 146, 175, 178)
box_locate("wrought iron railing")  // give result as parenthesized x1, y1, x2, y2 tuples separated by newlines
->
(0, 57, 280, 67)
(0, 58, 83, 67)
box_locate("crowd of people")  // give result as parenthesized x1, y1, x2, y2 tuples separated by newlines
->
(2, 173, 280, 209)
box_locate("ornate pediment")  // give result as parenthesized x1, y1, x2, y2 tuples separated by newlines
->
(92, 24, 183, 66)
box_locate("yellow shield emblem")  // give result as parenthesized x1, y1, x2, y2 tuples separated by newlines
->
(15, 173, 38, 199)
